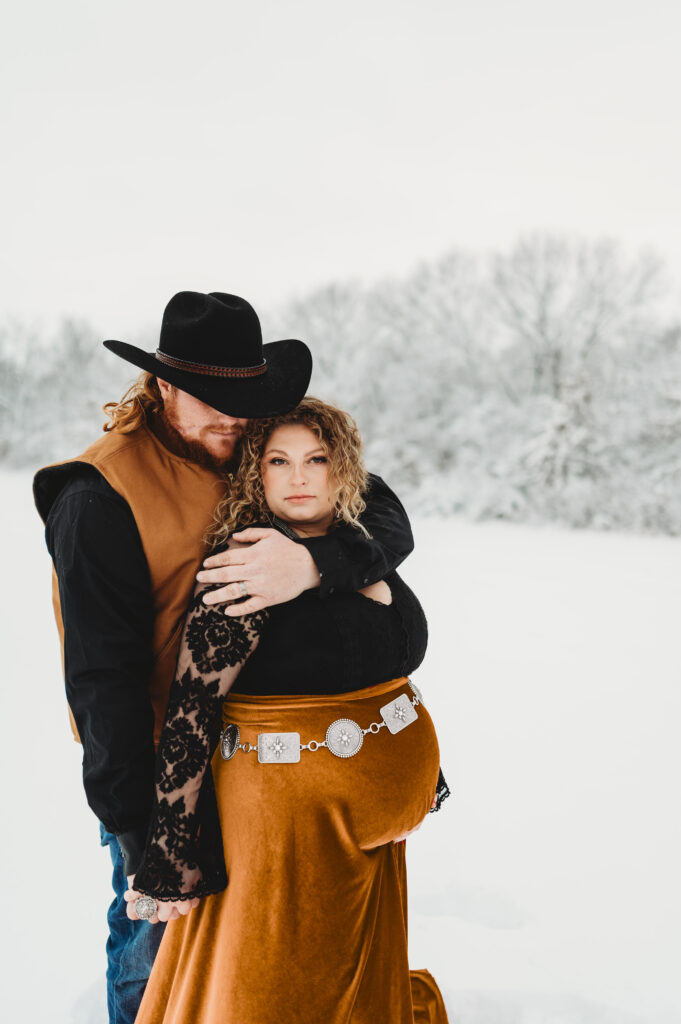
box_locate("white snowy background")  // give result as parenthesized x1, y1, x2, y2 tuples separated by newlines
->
(2, 0, 681, 1020)
(3, 474, 680, 1023)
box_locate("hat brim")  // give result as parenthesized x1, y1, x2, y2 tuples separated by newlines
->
(103, 338, 312, 418)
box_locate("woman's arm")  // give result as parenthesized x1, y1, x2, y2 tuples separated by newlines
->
(126, 561, 269, 913)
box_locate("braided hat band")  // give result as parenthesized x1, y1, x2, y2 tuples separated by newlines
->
(155, 350, 268, 379)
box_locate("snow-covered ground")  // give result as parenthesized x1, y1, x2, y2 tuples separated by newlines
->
(2, 469, 680, 1023)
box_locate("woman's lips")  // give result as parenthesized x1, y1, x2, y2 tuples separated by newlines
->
(286, 495, 315, 502)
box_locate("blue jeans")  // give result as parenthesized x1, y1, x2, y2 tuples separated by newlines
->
(100, 824, 166, 1024)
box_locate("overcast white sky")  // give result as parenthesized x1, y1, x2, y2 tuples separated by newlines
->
(1, 0, 680, 340)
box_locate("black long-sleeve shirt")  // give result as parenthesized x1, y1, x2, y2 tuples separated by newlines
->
(44, 469, 413, 874)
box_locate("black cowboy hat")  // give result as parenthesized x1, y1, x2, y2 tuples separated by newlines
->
(103, 291, 312, 418)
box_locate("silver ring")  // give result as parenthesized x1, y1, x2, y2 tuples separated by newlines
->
(238, 581, 248, 598)
(134, 895, 158, 920)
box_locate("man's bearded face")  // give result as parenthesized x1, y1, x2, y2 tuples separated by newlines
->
(160, 383, 248, 470)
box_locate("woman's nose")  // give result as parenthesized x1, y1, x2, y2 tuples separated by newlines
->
(290, 462, 308, 485)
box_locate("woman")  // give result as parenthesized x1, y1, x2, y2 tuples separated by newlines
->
(128, 397, 450, 1024)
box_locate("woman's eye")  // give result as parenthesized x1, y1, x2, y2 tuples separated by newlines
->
(269, 457, 287, 465)
(310, 456, 328, 464)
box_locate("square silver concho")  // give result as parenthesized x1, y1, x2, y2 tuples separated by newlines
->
(380, 695, 418, 735)
(257, 732, 301, 764)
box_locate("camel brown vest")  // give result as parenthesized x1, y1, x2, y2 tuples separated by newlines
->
(35, 425, 226, 744)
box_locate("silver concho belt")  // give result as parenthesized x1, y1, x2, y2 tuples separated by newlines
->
(220, 679, 424, 764)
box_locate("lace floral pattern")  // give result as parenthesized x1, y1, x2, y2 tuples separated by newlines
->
(184, 608, 259, 675)
(133, 583, 268, 900)
(429, 767, 451, 813)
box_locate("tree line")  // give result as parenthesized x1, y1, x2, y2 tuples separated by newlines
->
(3, 233, 680, 534)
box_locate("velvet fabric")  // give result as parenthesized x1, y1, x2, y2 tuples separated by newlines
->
(136, 676, 449, 1023)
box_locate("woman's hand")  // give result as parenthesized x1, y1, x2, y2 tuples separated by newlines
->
(393, 794, 438, 844)
(124, 876, 201, 924)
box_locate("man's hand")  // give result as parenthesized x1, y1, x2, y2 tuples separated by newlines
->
(196, 528, 321, 615)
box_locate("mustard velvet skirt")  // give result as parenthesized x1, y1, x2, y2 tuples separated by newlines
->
(136, 676, 449, 1024)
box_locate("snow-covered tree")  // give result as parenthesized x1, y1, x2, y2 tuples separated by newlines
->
(2, 233, 680, 534)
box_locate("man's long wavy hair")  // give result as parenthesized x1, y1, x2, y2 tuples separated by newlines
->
(102, 372, 162, 432)
(210, 397, 369, 550)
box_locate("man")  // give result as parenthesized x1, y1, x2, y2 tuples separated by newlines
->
(34, 291, 414, 1024)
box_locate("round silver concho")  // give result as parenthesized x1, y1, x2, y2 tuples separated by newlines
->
(408, 678, 423, 703)
(326, 718, 364, 758)
(220, 723, 240, 761)
(134, 895, 158, 921)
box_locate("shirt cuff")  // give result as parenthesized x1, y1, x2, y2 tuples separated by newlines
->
(297, 536, 343, 597)
(116, 827, 149, 878)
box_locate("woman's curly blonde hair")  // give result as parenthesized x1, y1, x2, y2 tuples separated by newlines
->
(210, 396, 369, 549)
(102, 372, 162, 433)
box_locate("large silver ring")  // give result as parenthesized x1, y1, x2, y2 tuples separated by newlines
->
(134, 895, 158, 920)
(238, 581, 248, 598)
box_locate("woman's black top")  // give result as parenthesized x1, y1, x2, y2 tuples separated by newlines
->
(132, 553, 450, 902)
(233, 570, 428, 696)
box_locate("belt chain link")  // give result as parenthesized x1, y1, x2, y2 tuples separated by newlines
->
(220, 678, 424, 764)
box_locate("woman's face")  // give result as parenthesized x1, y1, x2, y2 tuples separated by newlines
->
(261, 424, 337, 536)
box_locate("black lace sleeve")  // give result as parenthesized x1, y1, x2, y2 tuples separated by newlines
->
(429, 767, 452, 813)
(132, 582, 268, 901)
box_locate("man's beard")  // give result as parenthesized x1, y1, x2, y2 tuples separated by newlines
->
(155, 409, 243, 474)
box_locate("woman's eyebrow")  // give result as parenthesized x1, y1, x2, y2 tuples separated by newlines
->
(264, 447, 326, 457)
